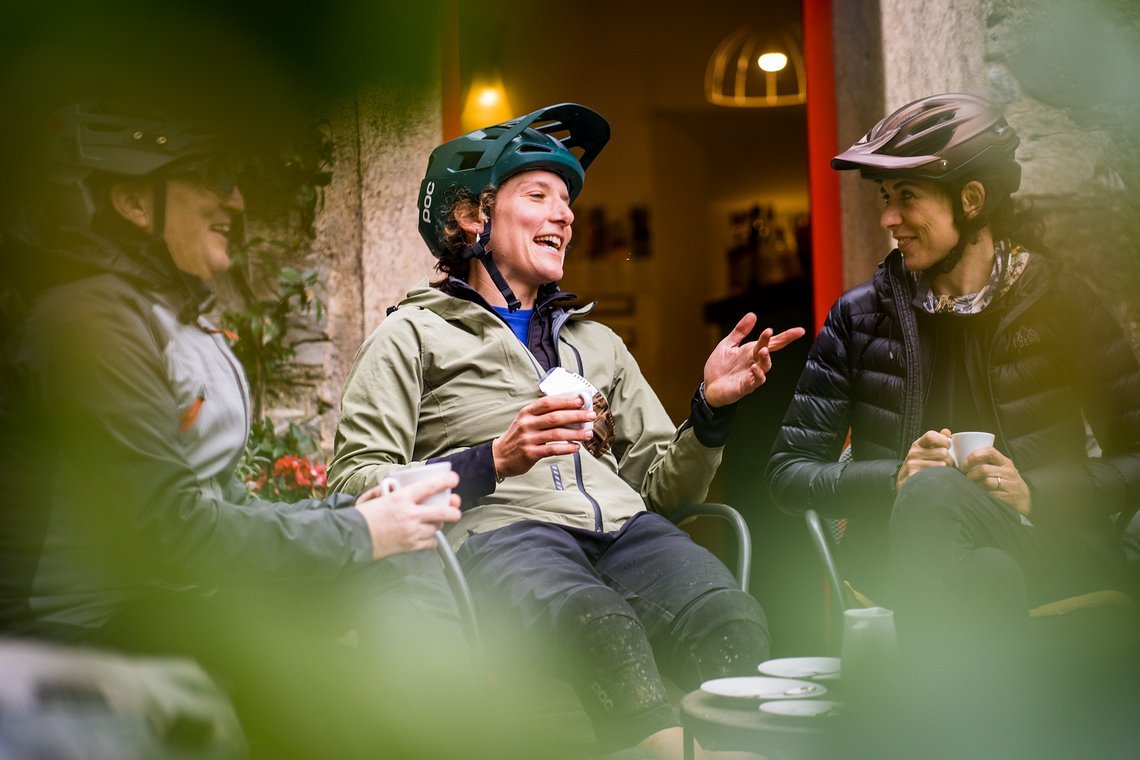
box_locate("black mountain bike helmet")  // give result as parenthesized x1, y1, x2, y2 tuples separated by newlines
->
(416, 103, 609, 310)
(40, 101, 233, 231)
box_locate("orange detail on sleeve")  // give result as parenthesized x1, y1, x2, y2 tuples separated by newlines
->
(179, 396, 205, 432)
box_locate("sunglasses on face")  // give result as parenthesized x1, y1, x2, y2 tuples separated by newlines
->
(165, 155, 242, 198)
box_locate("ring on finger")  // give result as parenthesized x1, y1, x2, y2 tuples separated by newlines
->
(996, 475, 1003, 490)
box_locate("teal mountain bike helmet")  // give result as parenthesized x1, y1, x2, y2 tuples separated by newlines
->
(417, 103, 609, 310)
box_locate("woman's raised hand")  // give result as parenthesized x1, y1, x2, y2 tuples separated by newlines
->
(702, 312, 806, 408)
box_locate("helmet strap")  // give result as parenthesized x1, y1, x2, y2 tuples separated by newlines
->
(934, 235, 968, 275)
(934, 192, 984, 275)
(463, 219, 522, 312)
(152, 179, 167, 242)
(149, 176, 213, 322)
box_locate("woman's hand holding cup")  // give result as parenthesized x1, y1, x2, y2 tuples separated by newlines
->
(354, 463, 461, 560)
(897, 429, 1032, 516)
(959, 445, 1032, 517)
(491, 395, 596, 479)
(896, 428, 955, 489)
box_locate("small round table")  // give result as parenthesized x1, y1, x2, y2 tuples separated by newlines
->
(679, 689, 839, 760)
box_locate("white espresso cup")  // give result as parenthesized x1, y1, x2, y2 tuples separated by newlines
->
(552, 389, 594, 432)
(379, 462, 453, 507)
(538, 367, 597, 433)
(950, 431, 995, 469)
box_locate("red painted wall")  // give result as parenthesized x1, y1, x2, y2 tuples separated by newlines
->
(802, 0, 844, 332)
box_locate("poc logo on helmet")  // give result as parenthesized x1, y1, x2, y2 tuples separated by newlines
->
(421, 181, 435, 223)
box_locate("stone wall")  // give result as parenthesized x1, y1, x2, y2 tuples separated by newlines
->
(314, 86, 442, 449)
(831, 0, 888, 287)
(230, 88, 443, 457)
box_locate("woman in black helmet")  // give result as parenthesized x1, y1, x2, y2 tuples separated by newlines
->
(330, 103, 803, 759)
(767, 94, 1140, 686)
(1, 102, 480, 757)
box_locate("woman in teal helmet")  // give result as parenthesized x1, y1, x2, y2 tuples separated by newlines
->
(331, 103, 803, 758)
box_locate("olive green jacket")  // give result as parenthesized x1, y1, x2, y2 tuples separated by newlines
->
(329, 281, 723, 545)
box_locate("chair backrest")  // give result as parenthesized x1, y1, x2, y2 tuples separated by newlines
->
(671, 502, 752, 593)
(805, 508, 847, 618)
(435, 531, 483, 673)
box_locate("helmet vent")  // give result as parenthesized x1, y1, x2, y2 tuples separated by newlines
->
(456, 151, 483, 170)
(516, 144, 555, 154)
(890, 127, 951, 159)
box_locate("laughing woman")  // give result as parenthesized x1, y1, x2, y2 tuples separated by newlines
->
(330, 103, 803, 759)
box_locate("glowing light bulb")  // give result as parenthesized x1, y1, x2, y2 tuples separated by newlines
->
(477, 87, 500, 107)
(758, 52, 788, 72)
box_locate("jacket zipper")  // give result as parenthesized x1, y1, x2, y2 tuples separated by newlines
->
(887, 260, 926, 453)
(552, 309, 606, 530)
(204, 319, 252, 471)
(496, 302, 605, 531)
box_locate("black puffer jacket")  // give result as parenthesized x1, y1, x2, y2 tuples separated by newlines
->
(767, 249, 1140, 540)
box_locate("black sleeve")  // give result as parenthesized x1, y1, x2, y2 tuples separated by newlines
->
(684, 382, 738, 447)
(766, 296, 900, 520)
(1022, 279, 1140, 528)
(429, 442, 497, 508)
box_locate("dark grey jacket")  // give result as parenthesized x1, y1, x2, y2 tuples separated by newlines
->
(767, 249, 1140, 541)
(1, 227, 372, 637)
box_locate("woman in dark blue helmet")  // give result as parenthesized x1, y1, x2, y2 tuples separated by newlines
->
(767, 94, 1140, 723)
(330, 103, 804, 758)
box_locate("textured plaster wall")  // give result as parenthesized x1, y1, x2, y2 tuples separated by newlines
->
(314, 95, 364, 450)
(312, 85, 442, 449)
(357, 88, 443, 337)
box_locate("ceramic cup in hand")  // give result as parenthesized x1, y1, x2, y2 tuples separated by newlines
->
(950, 431, 995, 469)
(379, 462, 453, 507)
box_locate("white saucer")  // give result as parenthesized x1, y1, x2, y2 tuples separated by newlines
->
(757, 656, 841, 681)
(699, 676, 827, 701)
(760, 699, 841, 718)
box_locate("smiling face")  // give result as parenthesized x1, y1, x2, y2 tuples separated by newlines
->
(878, 178, 960, 272)
(479, 170, 573, 304)
(112, 166, 245, 284)
(161, 174, 245, 283)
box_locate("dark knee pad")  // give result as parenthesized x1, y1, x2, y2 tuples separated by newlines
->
(692, 618, 771, 682)
(665, 588, 770, 690)
(571, 613, 675, 749)
(558, 585, 638, 627)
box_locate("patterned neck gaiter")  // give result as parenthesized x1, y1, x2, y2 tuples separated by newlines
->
(914, 239, 1030, 315)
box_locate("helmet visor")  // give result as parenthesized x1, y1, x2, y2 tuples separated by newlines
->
(162, 154, 243, 198)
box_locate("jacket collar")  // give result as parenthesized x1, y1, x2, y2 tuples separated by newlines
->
(435, 276, 579, 316)
(9, 217, 215, 322)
